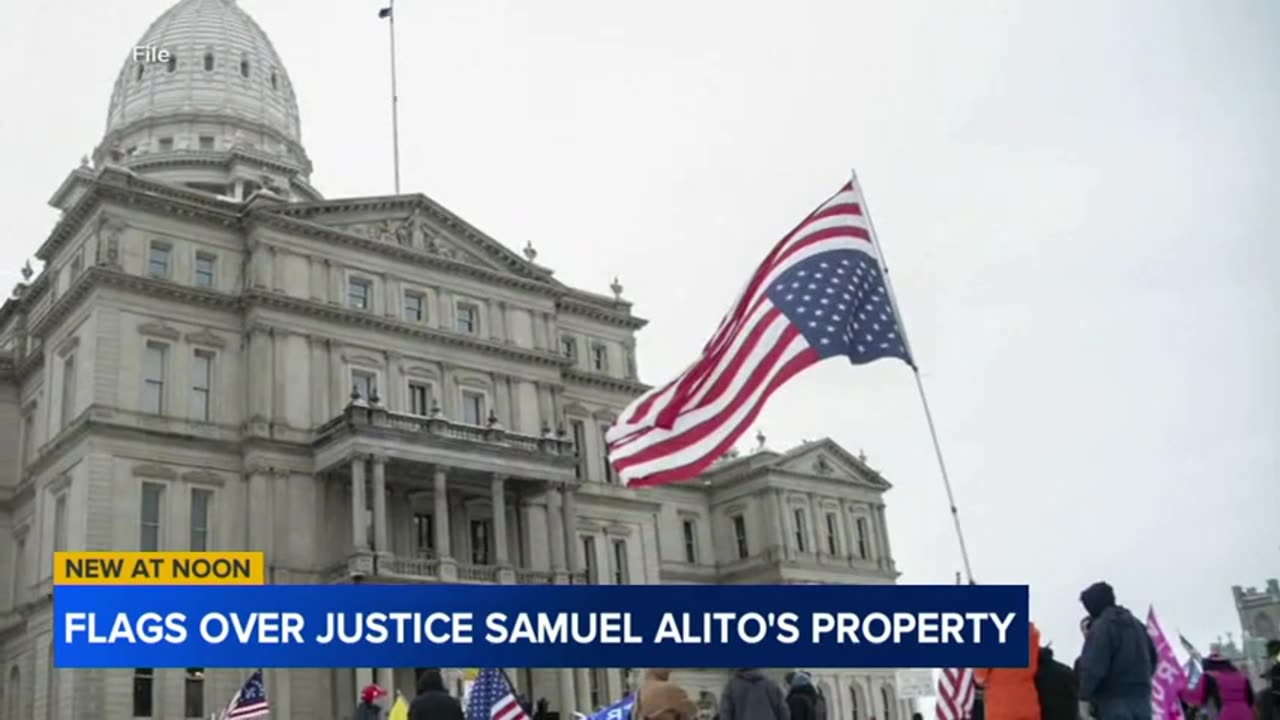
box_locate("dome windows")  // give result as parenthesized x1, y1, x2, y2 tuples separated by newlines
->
(203, 52, 214, 71)
(136, 64, 145, 81)
(240, 58, 250, 78)
(270, 70, 278, 90)
(166, 53, 177, 72)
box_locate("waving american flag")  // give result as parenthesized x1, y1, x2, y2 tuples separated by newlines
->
(221, 670, 269, 720)
(466, 668, 529, 720)
(606, 178, 914, 487)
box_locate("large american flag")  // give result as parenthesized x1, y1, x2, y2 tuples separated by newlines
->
(221, 670, 270, 720)
(466, 668, 530, 720)
(605, 179, 914, 487)
(935, 667, 976, 720)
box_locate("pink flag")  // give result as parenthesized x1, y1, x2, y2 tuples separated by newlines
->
(1146, 608, 1190, 720)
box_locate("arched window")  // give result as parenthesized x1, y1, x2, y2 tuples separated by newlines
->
(166, 53, 176, 72)
(203, 52, 214, 71)
(880, 687, 895, 720)
(270, 71, 278, 89)
(849, 685, 860, 720)
(240, 58, 250, 78)
(136, 63, 144, 81)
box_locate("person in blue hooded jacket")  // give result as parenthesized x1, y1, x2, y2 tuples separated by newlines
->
(1075, 581, 1158, 720)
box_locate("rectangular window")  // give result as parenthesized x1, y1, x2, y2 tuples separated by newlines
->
(190, 488, 212, 551)
(455, 302, 479, 334)
(60, 354, 76, 429)
(351, 370, 375, 403)
(184, 668, 205, 719)
(793, 509, 808, 552)
(148, 244, 171, 279)
(825, 512, 839, 555)
(143, 342, 167, 414)
(12, 538, 26, 606)
(54, 493, 68, 552)
(561, 336, 577, 359)
(461, 391, 485, 425)
(198, 136, 216, 150)
(192, 350, 213, 421)
(570, 420, 587, 480)
(682, 519, 697, 564)
(194, 253, 216, 288)
(612, 539, 628, 584)
(732, 514, 749, 559)
(408, 382, 433, 416)
(158, 137, 174, 152)
(856, 517, 870, 560)
(582, 536, 597, 583)
(140, 483, 164, 551)
(404, 292, 425, 322)
(348, 278, 371, 310)
(133, 667, 154, 718)
(601, 425, 615, 484)
(70, 249, 84, 277)
(470, 520, 492, 565)
(413, 513, 434, 555)
(592, 344, 608, 371)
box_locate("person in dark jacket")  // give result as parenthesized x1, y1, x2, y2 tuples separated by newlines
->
(410, 668, 465, 720)
(1035, 646, 1080, 720)
(357, 684, 389, 720)
(786, 672, 819, 720)
(1076, 582, 1158, 720)
(719, 669, 789, 720)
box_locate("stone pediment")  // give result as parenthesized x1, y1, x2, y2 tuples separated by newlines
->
(263, 196, 553, 284)
(772, 439, 891, 489)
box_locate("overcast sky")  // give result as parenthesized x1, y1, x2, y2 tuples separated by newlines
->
(2, 0, 1277, 664)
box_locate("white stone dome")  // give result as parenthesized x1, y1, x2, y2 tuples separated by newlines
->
(101, 0, 309, 173)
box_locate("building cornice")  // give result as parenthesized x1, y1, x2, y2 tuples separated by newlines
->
(556, 294, 648, 330)
(29, 266, 240, 337)
(562, 368, 651, 395)
(123, 147, 308, 179)
(96, 111, 312, 175)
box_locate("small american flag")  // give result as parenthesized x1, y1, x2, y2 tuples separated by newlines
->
(466, 668, 530, 720)
(935, 668, 975, 720)
(221, 670, 269, 720)
(606, 179, 913, 487)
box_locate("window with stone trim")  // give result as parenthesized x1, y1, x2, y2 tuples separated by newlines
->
(203, 52, 214, 71)
(470, 520, 492, 565)
(348, 277, 372, 310)
(408, 382, 433, 416)
(591, 343, 608, 372)
(166, 54, 177, 73)
(158, 137, 174, 152)
(240, 58, 250, 78)
(825, 512, 840, 555)
(793, 508, 808, 552)
(133, 667, 154, 718)
(582, 536, 597, 582)
(600, 424, 616, 483)
(611, 538, 628, 584)
(194, 253, 216, 288)
(413, 513, 434, 555)
(60, 353, 76, 429)
(140, 483, 164, 551)
(53, 493, 68, 552)
(142, 342, 168, 414)
(682, 518, 698, 563)
(855, 516, 870, 559)
(148, 243, 171, 279)
(351, 370, 376, 403)
(455, 301, 480, 334)
(192, 350, 213, 421)
(732, 514, 749, 559)
(404, 291, 426, 322)
(190, 488, 212, 551)
(460, 390, 485, 426)
(561, 335, 578, 359)
(184, 668, 204, 719)
(11, 537, 25, 607)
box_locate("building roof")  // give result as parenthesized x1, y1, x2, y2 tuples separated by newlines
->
(102, 0, 303, 161)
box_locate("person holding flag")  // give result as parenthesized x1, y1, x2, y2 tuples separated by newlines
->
(466, 669, 530, 720)
(219, 670, 270, 720)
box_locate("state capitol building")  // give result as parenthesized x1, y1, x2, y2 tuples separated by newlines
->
(0, 1, 909, 718)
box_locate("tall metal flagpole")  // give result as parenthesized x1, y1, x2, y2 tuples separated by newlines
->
(852, 168, 977, 584)
(386, 0, 402, 194)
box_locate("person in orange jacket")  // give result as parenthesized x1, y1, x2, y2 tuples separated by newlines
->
(974, 622, 1043, 720)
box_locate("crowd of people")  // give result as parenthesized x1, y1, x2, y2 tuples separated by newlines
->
(972, 581, 1280, 720)
(346, 581, 1280, 720)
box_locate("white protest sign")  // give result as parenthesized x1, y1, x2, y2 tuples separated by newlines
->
(895, 669, 936, 699)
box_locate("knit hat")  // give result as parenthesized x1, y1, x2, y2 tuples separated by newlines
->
(361, 684, 388, 704)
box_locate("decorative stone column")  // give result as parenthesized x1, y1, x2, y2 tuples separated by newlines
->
(350, 457, 367, 551)
(558, 668, 577, 719)
(492, 474, 514, 584)
(546, 485, 566, 578)
(875, 504, 894, 570)
(562, 484, 579, 579)
(372, 455, 389, 555)
(434, 467, 457, 581)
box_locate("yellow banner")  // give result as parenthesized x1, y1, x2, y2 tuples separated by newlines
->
(53, 551, 265, 585)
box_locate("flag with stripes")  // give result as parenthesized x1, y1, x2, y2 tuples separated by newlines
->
(935, 667, 976, 720)
(221, 670, 269, 720)
(466, 668, 530, 720)
(605, 179, 914, 487)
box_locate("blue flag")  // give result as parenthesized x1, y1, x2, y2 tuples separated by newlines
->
(586, 694, 634, 720)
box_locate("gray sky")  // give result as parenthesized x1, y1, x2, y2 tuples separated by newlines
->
(2, 0, 1277, 663)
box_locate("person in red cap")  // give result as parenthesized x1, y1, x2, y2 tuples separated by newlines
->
(357, 683, 390, 720)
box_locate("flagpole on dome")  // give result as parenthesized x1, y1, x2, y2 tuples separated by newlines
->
(851, 168, 976, 584)
(378, 0, 402, 194)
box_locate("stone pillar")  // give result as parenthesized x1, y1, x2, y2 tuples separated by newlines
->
(434, 467, 456, 581)
(247, 471, 273, 559)
(772, 489, 789, 558)
(372, 455, 389, 554)
(575, 668, 592, 712)
(492, 475, 510, 566)
(562, 485, 579, 577)
(546, 485, 566, 573)
(875, 504, 894, 569)
(350, 457, 367, 550)
(558, 668, 577, 718)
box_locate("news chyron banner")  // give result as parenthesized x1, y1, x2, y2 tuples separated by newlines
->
(54, 551, 1031, 669)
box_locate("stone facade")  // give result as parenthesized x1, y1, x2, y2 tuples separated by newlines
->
(1231, 579, 1280, 680)
(0, 2, 912, 719)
